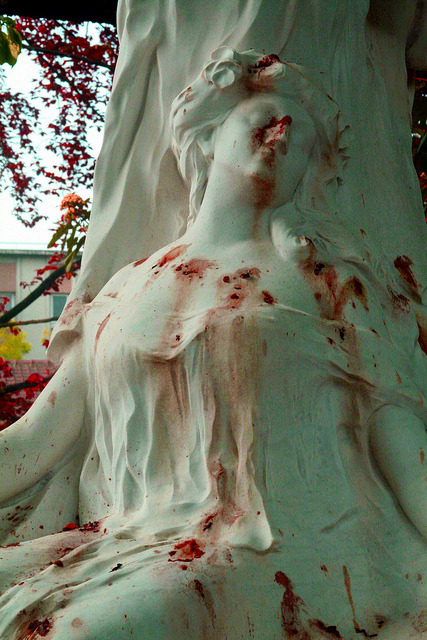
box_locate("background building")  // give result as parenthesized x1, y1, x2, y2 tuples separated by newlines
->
(0, 248, 72, 359)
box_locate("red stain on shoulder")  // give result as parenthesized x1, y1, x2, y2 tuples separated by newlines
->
(157, 244, 187, 267)
(168, 539, 205, 562)
(133, 257, 148, 267)
(175, 258, 216, 280)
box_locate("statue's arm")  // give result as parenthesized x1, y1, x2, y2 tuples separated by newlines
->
(370, 405, 427, 538)
(0, 348, 86, 504)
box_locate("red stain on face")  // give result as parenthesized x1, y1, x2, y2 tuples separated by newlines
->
(250, 173, 276, 211)
(253, 54, 281, 69)
(252, 115, 292, 166)
(168, 539, 205, 562)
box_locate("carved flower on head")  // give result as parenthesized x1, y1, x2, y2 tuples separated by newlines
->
(203, 47, 243, 88)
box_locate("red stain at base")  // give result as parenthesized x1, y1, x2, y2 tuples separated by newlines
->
(274, 571, 309, 639)
(79, 520, 100, 533)
(168, 539, 205, 562)
(157, 244, 187, 268)
(62, 522, 77, 531)
(71, 617, 83, 628)
(133, 257, 148, 268)
(262, 290, 277, 305)
(175, 258, 216, 281)
(95, 313, 111, 350)
(394, 255, 421, 302)
(309, 618, 342, 638)
(48, 391, 57, 407)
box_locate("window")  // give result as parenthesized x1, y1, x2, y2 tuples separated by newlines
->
(51, 294, 68, 319)
(0, 292, 15, 312)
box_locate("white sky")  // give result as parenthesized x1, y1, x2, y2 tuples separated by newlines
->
(0, 47, 104, 250)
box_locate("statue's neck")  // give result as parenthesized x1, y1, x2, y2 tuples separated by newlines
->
(183, 160, 275, 246)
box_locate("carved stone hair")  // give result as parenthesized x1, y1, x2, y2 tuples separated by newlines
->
(170, 47, 348, 223)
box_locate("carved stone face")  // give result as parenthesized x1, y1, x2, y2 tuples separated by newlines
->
(212, 94, 316, 206)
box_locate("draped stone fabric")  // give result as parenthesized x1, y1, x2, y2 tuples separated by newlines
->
(0, 1, 426, 638)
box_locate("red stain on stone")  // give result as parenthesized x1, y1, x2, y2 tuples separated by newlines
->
(60, 298, 82, 326)
(342, 565, 372, 637)
(274, 571, 309, 638)
(252, 115, 292, 167)
(24, 618, 53, 638)
(193, 579, 216, 624)
(106, 292, 118, 298)
(416, 314, 427, 355)
(420, 448, 425, 464)
(309, 618, 342, 638)
(62, 522, 77, 531)
(71, 617, 83, 628)
(174, 258, 216, 281)
(133, 257, 148, 267)
(237, 267, 261, 280)
(394, 255, 421, 302)
(250, 173, 276, 210)
(168, 539, 205, 562)
(79, 520, 100, 532)
(253, 54, 281, 69)
(262, 290, 277, 305)
(48, 391, 57, 407)
(388, 287, 410, 315)
(320, 564, 328, 574)
(157, 244, 187, 268)
(95, 313, 111, 350)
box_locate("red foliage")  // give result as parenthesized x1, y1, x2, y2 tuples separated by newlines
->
(0, 17, 118, 226)
(0, 357, 50, 429)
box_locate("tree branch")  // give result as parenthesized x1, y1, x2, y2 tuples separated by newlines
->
(0, 317, 59, 329)
(21, 41, 115, 71)
(0, 374, 53, 397)
(0, 256, 81, 325)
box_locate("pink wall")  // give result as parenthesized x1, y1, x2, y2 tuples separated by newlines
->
(0, 263, 16, 292)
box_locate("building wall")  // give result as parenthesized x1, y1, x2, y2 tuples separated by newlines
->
(0, 250, 73, 359)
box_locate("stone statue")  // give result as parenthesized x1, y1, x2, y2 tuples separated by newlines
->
(1, 1, 426, 638)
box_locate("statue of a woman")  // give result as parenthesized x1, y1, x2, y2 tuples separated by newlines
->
(0, 49, 425, 639)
